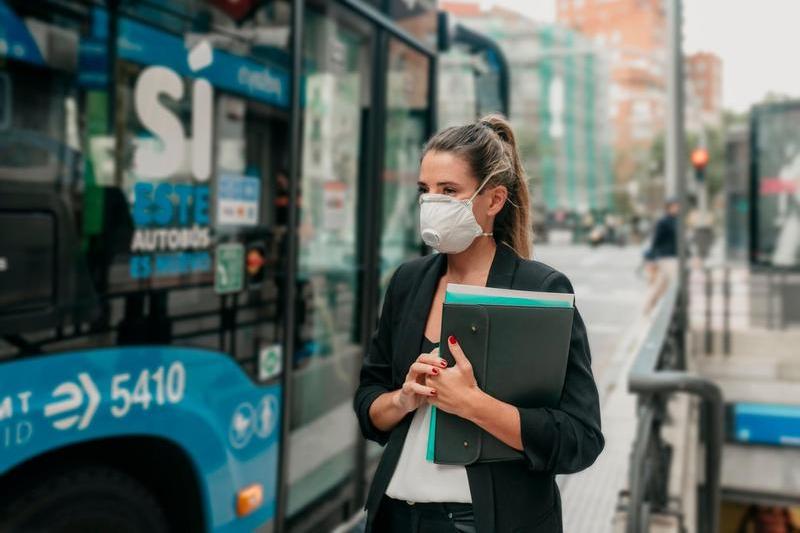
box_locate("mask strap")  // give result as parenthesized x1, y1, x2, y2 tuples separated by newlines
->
(469, 178, 495, 240)
(466, 175, 492, 205)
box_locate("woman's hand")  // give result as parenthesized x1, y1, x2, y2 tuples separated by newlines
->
(426, 336, 484, 418)
(393, 349, 448, 413)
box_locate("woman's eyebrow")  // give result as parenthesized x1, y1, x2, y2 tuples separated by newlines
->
(417, 180, 459, 187)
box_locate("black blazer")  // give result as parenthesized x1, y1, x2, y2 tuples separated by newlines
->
(354, 243, 604, 533)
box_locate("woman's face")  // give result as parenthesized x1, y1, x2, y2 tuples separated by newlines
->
(417, 150, 507, 231)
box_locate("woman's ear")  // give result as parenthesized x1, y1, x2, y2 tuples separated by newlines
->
(487, 185, 508, 217)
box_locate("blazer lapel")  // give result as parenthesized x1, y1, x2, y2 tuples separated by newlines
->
(485, 242, 519, 290)
(395, 252, 447, 374)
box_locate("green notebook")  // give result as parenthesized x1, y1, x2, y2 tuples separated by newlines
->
(426, 283, 574, 464)
(441, 284, 574, 309)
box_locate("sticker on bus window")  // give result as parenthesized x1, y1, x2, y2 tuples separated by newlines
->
(258, 343, 282, 382)
(217, 173, 260, 226)
(214, 243, 244, 294)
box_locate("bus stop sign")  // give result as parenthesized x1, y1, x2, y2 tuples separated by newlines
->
(215, 243, 244, 294)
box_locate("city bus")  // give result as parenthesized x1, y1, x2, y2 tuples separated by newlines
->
(0, 0, 436, 531)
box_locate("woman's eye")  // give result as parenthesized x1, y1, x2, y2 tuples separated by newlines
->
(417, 186, 428, 195)
(443, 188, 456, 195)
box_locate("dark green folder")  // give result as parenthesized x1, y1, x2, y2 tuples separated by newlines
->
(427, 286, 574, 465)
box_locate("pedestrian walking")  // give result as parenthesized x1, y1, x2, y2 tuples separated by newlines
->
(643, 198, 680, 313)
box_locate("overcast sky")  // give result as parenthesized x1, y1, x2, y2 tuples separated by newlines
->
(480, 0, 800, 112)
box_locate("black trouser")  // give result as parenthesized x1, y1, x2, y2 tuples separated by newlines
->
(374, 496, 476, 533)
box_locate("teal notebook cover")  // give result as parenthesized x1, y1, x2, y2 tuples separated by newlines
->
(426, 405, 437, 461)
(443, 292, 572, 308)
(426, 285, 573, 462)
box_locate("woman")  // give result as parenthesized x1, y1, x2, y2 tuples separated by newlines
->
(354, 115, 604, 533)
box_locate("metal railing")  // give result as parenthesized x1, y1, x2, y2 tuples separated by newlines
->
(623, 279, 725, 533)
(693, 265, 800, 357)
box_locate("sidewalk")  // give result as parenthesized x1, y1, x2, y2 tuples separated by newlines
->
(559, 309, 653, 533)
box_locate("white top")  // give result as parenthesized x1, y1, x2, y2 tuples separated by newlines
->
(385, 403, 472, 503)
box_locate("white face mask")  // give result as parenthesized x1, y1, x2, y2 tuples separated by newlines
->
(418, 178, 493, 254)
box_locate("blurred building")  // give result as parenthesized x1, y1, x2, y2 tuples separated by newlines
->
(441, 2, 616, 216)
(557, 0, 666, 213)
(685, 51, 723, 133)
(557, 0, 667, 149)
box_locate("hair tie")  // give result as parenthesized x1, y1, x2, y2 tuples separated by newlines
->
(480, 120, 510, 145)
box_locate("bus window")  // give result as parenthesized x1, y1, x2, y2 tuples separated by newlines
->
(381, 38, 431, 284)
(285, 4, 371, 517)
(0, 62, 76, 184)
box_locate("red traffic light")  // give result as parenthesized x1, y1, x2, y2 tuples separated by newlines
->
(691, 148, 709, 169)
(246, 247, 265, 276)
(209, 0, 258, 22)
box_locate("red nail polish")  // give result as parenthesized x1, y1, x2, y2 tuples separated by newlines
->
(448, 335, 456, 345)
(432, 368, 439, 375)
(440, 360, 447, 368)
(430, 390, 437, 395)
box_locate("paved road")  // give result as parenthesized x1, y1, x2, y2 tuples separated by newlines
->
(533, 243, 648, 385)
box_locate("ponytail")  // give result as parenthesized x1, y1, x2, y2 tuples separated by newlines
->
(479, 114, 532, 259)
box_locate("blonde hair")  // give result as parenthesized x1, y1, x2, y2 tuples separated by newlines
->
(421, 114, 532, 258)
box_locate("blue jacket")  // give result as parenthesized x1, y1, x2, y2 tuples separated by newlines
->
(649, 214, 677, 258)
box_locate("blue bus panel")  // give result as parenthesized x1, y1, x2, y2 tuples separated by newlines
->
(0, 347, 280, 533)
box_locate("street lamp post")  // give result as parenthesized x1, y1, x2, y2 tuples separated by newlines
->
(666, 0, 688, 360)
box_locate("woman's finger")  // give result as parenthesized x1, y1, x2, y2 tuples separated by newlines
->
(408, 361, 441, 377)
(446, 335, 471, 369)
(416, 352, 448, 368)
(402, 380, 437, 397)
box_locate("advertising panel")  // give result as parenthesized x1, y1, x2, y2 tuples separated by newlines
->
(751, 103, 800, 268)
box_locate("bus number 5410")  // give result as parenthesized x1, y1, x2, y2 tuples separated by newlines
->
(110, 362, 186, 418)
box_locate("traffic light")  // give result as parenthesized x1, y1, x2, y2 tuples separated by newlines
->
(246, 243, 266, 287)
(691, 148, 709, 181)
